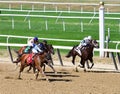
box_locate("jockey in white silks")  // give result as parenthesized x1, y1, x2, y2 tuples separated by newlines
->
(75, 36, 92, 55)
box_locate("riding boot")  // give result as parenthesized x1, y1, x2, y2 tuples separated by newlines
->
(80, 46, 83, 50)
(75, 47, 82, 56)
(32, 53, 37, 60)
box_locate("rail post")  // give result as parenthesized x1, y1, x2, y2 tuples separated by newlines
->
(8, 46, 14, 63)
(99, 1, 105, 57)
(111, 52, 118, 70)
(117, 53, 120, 65)
(56, 49, 63, 66)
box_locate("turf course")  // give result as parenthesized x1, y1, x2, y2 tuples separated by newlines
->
(0, 0, 120, 50)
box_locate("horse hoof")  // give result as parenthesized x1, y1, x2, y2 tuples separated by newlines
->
(84, 69, 86, 72)
(72, 62, 75, 65)
(46, 78, 49, 82)
(75, 67, 79, 72)
(78, 65, 84, 68)
(90, 64, 94, 69)
(18, 77, 22, 80)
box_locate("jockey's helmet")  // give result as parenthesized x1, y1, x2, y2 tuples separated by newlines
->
(33, 37, 38, 41)
(88, 36, 92, 40)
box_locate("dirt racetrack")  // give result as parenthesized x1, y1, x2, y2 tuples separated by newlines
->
(0, 53, 120, 94)
(0, 61, 120, 94)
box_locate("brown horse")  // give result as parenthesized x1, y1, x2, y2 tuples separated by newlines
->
(66, 39, 99, 70)
(13, 43, 56, 73)
(27, 43, 56, 73)
(15, 52, 49, 80)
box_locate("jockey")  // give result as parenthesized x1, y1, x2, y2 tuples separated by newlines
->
(32, 44, 43, 54)
(13, 37, 42, 63)
(38, 42, 45, 51)
(75, 36, 92, 55)
(79, 36, 92, 48)
(29, 38, 45, 60)
(24, 37, 39, 53)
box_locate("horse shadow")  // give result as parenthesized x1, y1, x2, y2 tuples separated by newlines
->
(39, 71, 79, 82)
(84, 68, 120, 73)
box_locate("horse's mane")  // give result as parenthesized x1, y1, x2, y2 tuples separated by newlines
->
(73, 45, 78, 48)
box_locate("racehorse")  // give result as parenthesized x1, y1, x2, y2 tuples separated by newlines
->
(13, 43, 56, 73)
(15, 52, 49, 80)
(66, 39, 99, 70)
(27, 43, 56, 73)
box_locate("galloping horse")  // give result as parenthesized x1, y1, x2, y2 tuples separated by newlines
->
(15, 52, 49, 80)
(13, 43, 56, 73)
(66, 39, 99, 70)
(27, 43, 56, 73)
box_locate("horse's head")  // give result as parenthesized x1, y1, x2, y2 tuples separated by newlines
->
(91, 39, 99, 48)
(47, 44, 55, 55)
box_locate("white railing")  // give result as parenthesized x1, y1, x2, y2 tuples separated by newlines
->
(0, 14, 120, 20)
(0, 1, 120, 6)
(0, 35, 120, 52)
(1, 42, 120, 53)
(0, 1, 120, 13)
(1, 8, 120, 15)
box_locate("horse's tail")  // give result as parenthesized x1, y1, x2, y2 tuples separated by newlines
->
(13, 49, 23, 64)
(65, 52, 71, 58)
(66, 45, 77, 58)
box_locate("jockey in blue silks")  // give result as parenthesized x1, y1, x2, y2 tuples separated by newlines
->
(24, 37, 41, 53)
(13, 37, 42, 63)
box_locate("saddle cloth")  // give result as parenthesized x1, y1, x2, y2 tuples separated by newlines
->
(26, 54, 33, 65)
(74, 47, 82, 56)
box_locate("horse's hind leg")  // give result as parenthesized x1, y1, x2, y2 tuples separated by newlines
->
(43, 64, 46, 72)
(27, 65, 32, 73)
(35, 66, 48, 81)
(71, 55, 75, 65)
(47, 61, 57, 74)
(18, 65, 25, 79)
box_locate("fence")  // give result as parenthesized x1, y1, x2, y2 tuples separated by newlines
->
(0, 1, 120, 70)
(0, 34, 120, 70)
(0, 1, 120, 12)
(0, 1, 120, 32)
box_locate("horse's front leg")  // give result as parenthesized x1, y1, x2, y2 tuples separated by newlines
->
(79, 59, 86, 71)
(43, 63, 46, 72)
(27, 65, 32, 73)
(89, 57, 94, 69)
(18, 64, 25, 79)
(79, 59, 84, 68)
(47, 60, 57, 74)
(35, 65, 48, 81)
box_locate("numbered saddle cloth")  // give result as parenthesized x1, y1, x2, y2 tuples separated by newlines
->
(26, 53, 33, 65)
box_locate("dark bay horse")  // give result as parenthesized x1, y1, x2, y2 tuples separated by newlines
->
(66, 39, 99, 70)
